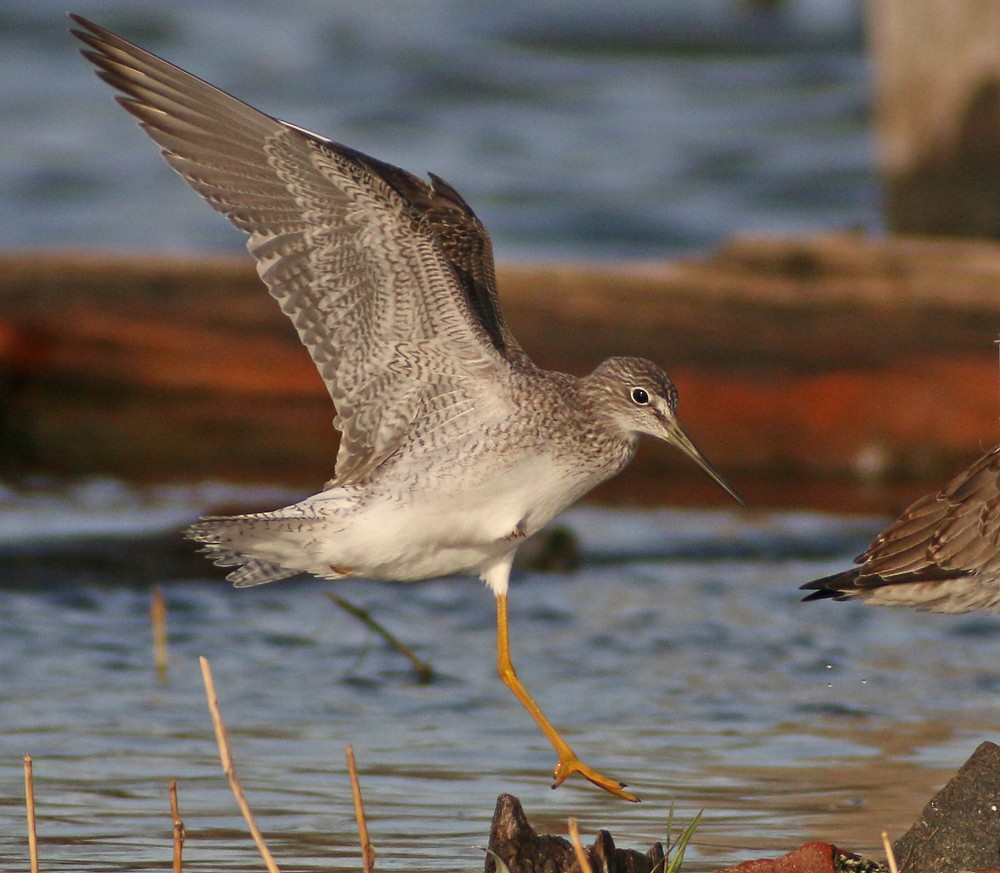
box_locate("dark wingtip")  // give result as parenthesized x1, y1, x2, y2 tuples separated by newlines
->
(68, 12, 99, 36)
(69, 14, 114, 59)
(799, 570, 854, 602)
(800, 587, 838, 603)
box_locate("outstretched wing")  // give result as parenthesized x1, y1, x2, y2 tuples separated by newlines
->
(71, 15, 531, 483)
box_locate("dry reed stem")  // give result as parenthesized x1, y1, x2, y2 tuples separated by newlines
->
(24, 754, 38, 873)
(151, 586, 168, 678)
(881, 831, 899, 873)
(169, 780, 185, 873)
(567, 818, 593, 873)
(345, 745, 376, 873)
(199, 656, 281, 873)
(325, 592, 434, 683)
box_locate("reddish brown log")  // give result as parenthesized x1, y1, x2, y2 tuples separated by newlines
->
(2, 235, 999, 511)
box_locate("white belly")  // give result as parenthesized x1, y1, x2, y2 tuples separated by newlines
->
(293, 453, 589, 581)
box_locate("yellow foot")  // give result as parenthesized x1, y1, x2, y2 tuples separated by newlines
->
(552, 753, 639, 802)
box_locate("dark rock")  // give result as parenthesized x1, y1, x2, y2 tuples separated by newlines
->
(513, 526, 580, 573)
(485, 793, 664, 873)
(891, 741, 1000, 873)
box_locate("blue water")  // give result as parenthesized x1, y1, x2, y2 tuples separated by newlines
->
(0, 0, 875, 259)
(0, 480, 996, 871)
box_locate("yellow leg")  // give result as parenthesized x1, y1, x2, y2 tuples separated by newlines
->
(495, 592, 639, 802)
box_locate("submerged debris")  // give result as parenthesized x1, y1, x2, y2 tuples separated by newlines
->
(486, 793, 665, 873)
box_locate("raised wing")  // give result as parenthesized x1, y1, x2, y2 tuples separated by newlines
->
(71, 15, 529, 483)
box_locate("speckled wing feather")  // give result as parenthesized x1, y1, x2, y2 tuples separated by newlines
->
(862, 446, 1000, 580)
(71, 15, 527, 484)
(802, 446, 1000, 610)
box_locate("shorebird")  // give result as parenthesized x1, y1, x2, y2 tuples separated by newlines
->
(801, 445, 1000, 613)
(72, 15, 745, 801)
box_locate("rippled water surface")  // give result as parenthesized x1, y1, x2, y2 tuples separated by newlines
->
(1, 0, 873, 258)
(0, 481, 996, 871)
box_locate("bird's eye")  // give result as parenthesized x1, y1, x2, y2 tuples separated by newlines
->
(630, 387, 650, 406)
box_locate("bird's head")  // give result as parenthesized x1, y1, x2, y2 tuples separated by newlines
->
(587, 357, 745, 506)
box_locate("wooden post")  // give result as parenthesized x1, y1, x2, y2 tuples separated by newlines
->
(869, 0, 1000, 235)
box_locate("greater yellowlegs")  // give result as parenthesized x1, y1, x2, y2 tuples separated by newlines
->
(802, 445, 1000, 612)
(73, 15, 745, 801)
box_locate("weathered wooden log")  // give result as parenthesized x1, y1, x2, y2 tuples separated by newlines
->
(2, 234, 1000, 510)
(869, 0, 1000, 236)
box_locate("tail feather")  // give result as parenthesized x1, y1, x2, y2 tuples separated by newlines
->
(186, 513, 345, 586)
(227, 558, 300, 588)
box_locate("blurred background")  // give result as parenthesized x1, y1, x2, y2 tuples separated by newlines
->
(0, 0, 875, 258)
